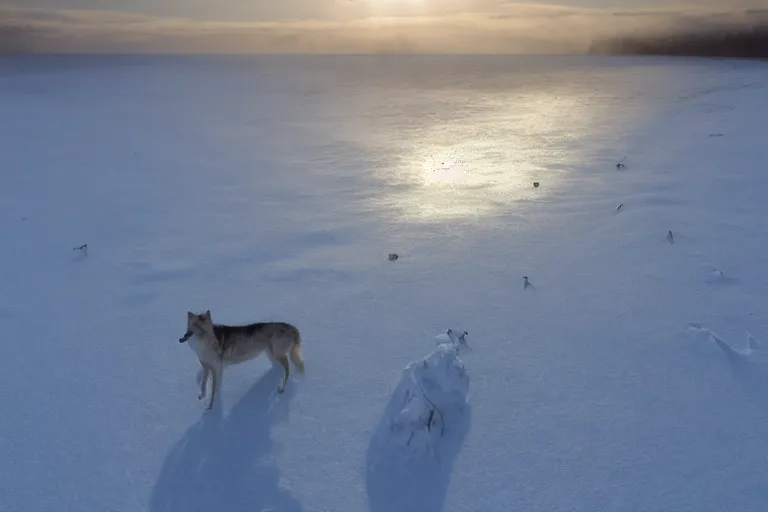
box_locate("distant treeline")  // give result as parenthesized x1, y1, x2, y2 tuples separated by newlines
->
(0, 26, 27, 53)
(590, 24, 768, 59)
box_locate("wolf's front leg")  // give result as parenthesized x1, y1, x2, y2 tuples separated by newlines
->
(206, 361, 223, 410)
(197, 365, 209, 400)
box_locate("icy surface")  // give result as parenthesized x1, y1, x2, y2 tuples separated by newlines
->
(2, 54, 768, 511)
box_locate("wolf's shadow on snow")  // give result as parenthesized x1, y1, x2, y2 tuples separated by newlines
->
(149, 366, 303, 512)
(365, 400, 472, 512)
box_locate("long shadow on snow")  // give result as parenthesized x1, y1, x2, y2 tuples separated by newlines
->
(150, 366, 302, 512)
(365, 401, 472, 512)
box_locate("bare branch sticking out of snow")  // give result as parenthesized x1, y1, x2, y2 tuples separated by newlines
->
(72, 243, 88, 261)
(435, 328, 471, 353)
(369, 343, 470, 459)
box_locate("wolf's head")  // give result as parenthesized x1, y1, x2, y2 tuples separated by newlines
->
(179, 310, 214, 343)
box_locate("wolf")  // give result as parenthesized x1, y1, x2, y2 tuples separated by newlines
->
(178, 310, 304, 409)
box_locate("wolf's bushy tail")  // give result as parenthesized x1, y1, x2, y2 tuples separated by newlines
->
(290, 336, 305, 373)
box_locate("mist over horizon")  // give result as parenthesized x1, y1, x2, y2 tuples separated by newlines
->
(1, 3, 767, 57)
(591, 20, 768, 59)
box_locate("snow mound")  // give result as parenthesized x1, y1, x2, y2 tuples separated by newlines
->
(688, 324, 768, 364)
(373, 343, 469, 455)
(366, 344, 471, 512)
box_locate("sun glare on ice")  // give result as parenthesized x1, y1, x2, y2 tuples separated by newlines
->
(421, 153, 469, 186)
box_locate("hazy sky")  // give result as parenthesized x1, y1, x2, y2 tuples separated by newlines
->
(1, 0, 766, 53)
(7, 1, 767, 21)
(4, 1, 707, 21)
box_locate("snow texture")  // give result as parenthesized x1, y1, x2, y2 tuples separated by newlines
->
(2, 54, 768, 512)
(367, 344, 471, 512)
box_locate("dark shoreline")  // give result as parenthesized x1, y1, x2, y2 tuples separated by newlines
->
(589, 24, 768, 60)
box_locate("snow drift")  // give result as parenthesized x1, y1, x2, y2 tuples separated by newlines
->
(366, 343, 471, 512)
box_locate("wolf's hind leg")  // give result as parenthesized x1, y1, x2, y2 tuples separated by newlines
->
(276, 355, 290, 393)
(289, 344, 305, 374)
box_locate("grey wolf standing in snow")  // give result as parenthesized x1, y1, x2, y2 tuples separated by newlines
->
(178, 310, 305, 409)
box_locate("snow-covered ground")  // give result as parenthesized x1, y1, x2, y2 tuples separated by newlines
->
(1, 54, 768, 511)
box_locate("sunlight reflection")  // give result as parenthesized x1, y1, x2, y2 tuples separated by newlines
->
(421, 152, 469, 186)
(380, 89, 600, 221)
(308, 60, 653, 223)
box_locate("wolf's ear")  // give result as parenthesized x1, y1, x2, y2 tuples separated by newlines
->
(204, 310, 211, 319)
(188, 311, 194, 319)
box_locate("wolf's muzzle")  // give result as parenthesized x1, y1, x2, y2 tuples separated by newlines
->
(179, 330, 193, 343)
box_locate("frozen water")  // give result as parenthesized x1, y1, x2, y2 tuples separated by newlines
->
(2, 54, 768, 511)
